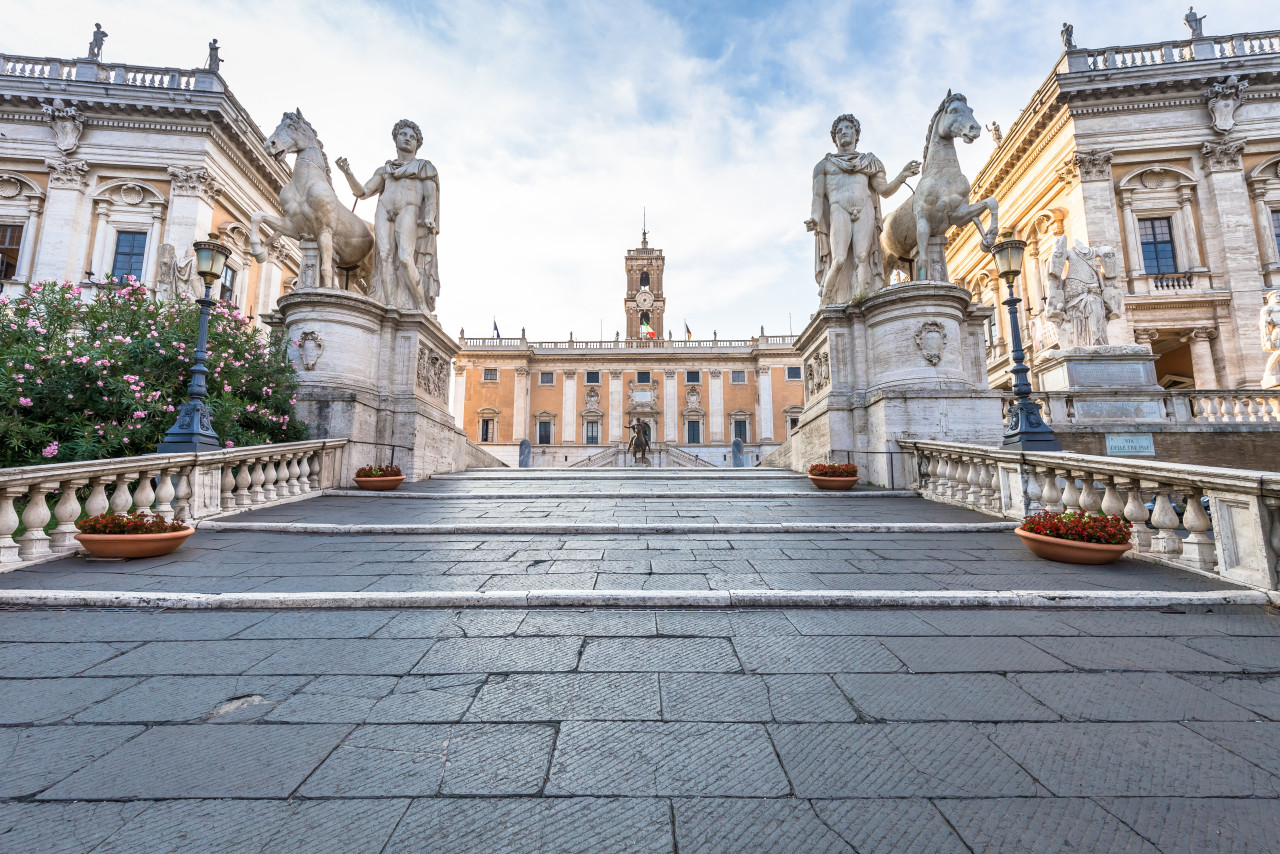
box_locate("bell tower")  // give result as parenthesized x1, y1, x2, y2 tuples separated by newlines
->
(624, 228, 665, 339)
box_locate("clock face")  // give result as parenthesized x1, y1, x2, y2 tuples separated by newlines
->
(636, 291, 654, 309)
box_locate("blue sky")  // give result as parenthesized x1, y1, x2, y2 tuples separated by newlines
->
(3, 1, 1269, 340)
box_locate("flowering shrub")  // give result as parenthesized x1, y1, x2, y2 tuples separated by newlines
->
(355, 464, 403, 478)
(76, 511, 189, 535)
(0, 279, 308, 467)
(809, 463, 859, 478)
(1020, 511, 1132, 545)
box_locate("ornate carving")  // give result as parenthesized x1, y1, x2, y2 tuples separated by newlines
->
(709, 369, 722, 379)
(0, 177, 21, 199)
(1206, 75, 1249, 134)
(118, 183, 145, 206)
(1073, 150, 1113, 182)
(805, 349, 831, 396)
(584, 387, 601, 410)
(914, 321, 948, 366)
(1053, 156, 1079, 187)
(685, 386, 702, 409)
(608, 370, 623, 380)
(1202, 139, 1245, 173)
(167, 166, 224, 202)
(41, 99, 84, 154)
(1133, 328, 1160, 348)
(155, 244, 197, 301)
(1139, 168, 1172, 190)
(298, 331, 324, 371)
(45, 157, 89, 190)
(415, 344, 450, 399)
(1045, 238, 1123, 347)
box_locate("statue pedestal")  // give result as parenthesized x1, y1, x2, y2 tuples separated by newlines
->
(272, 290, 466, 482)
(1035, 346, 1160, 392)
(789, 281, 1003, 486)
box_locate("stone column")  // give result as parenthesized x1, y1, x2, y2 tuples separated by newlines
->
(1119, 189, 1144, 289)
(756, 366, 774, 441)
(1189, 328, 1220, 389)
(513, 367, 530, 441)
(1133, 328, 1159, 350)
(452, 365, 466, 428)
(32, 157, 89, 284)
(1249, 179, 1280, 281)
(89, 200, 112, 281)
(608, 370, 623, 443)
(561, 369, 576, 442)
(15, 195, 43, 283)
(709, 369, 725, 443)
(663, 370, 677, 444)
(255, 241, 285, 318)
(1177, 186, 1206, 271)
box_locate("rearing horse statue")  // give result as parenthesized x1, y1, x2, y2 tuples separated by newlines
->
(249, 110, 374, 292)
(882, 91, 999, 283)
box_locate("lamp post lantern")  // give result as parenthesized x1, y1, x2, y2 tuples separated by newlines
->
(156, 235, 230, 453)
(991, 230, 1062, 452)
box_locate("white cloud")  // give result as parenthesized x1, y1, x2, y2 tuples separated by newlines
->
(2, 0, 1268, 339)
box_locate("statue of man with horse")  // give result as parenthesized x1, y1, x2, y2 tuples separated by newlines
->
(625, 419, 652, 466)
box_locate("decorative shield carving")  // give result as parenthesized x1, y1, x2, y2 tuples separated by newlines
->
(915, 321, 948, 366)
(298, 330, 324, 370)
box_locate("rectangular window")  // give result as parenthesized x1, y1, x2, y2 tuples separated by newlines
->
(585, 421, 600, 445)
(636, 371, 651, 384)
(686, 420, 701, 444)
(585, 370, 600, 385)
(110, 231, 148, 281)
(1139, 217, 1178, 275)
(538, 421, 552, 444)
(986, 314, 998, 347)
(0, 224, 23, 280)
(786, 366, 801, 381)
(733, 420, 748, 442)
(685, 370, 700, 384)
(731, 370, 746, 384)
(540, 372, 554, 385)
(789, 416, 800, 431)
(483, 368, 498, 382)
(480, 418, 494, 442)
(219, 266, 238, 304)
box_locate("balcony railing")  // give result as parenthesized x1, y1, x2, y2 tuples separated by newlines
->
(1063, 29, 1280, 72)
(1001, 390, 1280, 427)
(459, 336, 797, 352)
(0, 54, 220, 92)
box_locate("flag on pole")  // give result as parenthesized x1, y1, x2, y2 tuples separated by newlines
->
(684, 321, 692, 341)
(640, 319, 656, 339)
(492, 319, 500, 338)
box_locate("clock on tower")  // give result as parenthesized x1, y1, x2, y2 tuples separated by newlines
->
(624, 228, 666, 340)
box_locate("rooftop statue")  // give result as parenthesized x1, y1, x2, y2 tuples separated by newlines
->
(1184, 6, 1206, 38)
(87, 23, 107, 61)
(986, 121, 1003, 145)
(1044, 237, 1122, 348)
(337, 120, 441, 313)
(882, 91, 999, 283)
(206, 39, 222, 73)
(805, 114, 920, 305)
(1061, 23, 1075, 50)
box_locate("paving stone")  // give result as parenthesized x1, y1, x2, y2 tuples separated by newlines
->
(414, 637, 582, 673)
(579, 638, 738, 672)
(655, 611, 797, 637)
(83, 640, 286, 676)
(764, 674, 859, 722)
(259, 799, 411, 854)
(0, 610, 267, 642)
(1099, 796, 1280, 854)
(265, 676, 398, 722)
(232, 611, 399, 638)
(1058, 610, 1280, 636)
(0, 641, 132, 677)
(912, 610, 1080, 636)
(245, 638, 432, 675)
(546, 721, 789, 796)
(89, 799, 292, 854)
(299, 723, 554, 796)
(367, 675, 486, 722)
(1181, 636, 1280, 671)
(0, 725, 144, 797)
(41, 724, 350, 799)
(0, 801, 149, 854)
(73, 675, 310, 723)
(0, 676, 138, 724)
(1011, 672, 1256, 721)
(879, 636, 1071, 673)
(735, 636, 904, 674)
(661, 673, 771, 721)
(1029, 636, 1243, 671)
(456, 609, 534, 636)
(835, 673, 1057, 721)
(1186, 721, 1280, 777)
(991, 722, 1280, 796)
(466, 673, 660, 722)
(374, 610, 462, 638)
(938, 797, 1160, 853)
(518, 610, 658, 636)
(784, 610, 941, 636)
(384, 797, 673, 854)
(772, 722, 1042, 797)
(1179, 674, 1280, 720)
(812, 799, 972, 854)
(674, 798, 851, 853)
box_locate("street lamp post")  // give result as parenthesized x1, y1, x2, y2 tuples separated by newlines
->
(156, 235, 230, 454)
(990, 230, 1062, 452)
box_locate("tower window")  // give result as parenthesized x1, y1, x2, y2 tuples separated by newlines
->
(1139, 218, 1178, 275)
(640, 271, 650, 289)
(640, 310, 650, 326)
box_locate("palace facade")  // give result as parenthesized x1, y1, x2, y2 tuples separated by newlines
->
(0, 41, 299, 321)
(453, 234, 804, 467)
(946, 23, 1280, 392)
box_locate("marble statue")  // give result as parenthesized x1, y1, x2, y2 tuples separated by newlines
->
(1184, 6, 1206, 38)
(882, 91, 999, 283)
(1061, 23, 1075, 50)
(1206, 75, 1248, 134)
(1262, 292, 1280, 386)
(87, 23, 107, 61)
(250, 110, 374, 293)
(337, 120, 441, 313)
(1044, 237, 1122, 348)
(206, 39, 222, 72)
(155, 243, 197, 301)
(986, 121, 1003, 145)
(806, 114, 920, 305)
(41, 99, 83, 154)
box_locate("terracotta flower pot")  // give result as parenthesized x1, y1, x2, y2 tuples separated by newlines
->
(808, 475, 860, 491)
(1015, 528, 1131, 565)
(354, 475, 406, 491)
(75, 527, 195, 559)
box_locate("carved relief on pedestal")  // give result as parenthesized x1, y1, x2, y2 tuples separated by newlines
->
(41, 99, 84, 153)
(915, 320, 948, 365)
(1206, 75, 1249, 134)
(805, 348, 831, 396)
(1202, 139, 1246, 173)
(415, 344, 450, 399)
(1074, 150, 1114, 182)
(45, 157, 89, 190)
(167, 166, 224, 202)
(297, 331, 324, 370)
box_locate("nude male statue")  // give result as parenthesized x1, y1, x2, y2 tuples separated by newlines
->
(336, 120, 440, 311)
(805, 114, 920, 305)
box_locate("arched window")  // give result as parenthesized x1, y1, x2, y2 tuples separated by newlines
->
(640, 310, 650, 325)
(640, 272, 650, 289)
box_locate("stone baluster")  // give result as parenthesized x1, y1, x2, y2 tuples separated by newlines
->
(307, 452, 321, 490)
(277, 454, 294, 496)
(924, 454, 939, 495)
(153, 467, 176, 521)
(249, 461, 266, 503)
(948, 457, 965, 501)
(1244, 397, 1260, 423)
(17, 482, 55, 560)
(1060, 473, 1082, 512)
(262, 457, 278, 502)
(109, 473, 137, 516)
(50, 480, 87, 552)
(1149, 488, 1184, 556)
(1180, 488, 1216, 571)
(980, 463, 998, 512)
(298, 454, 313, 493)
(1025, 467, 1044, 513)
(0, 487, 25, 563)
(173, 468, 193, 521)
(220, 465, 236, 511)
(134, 469, 158, 515)
(1122, 480, 1153, 551)
(1079, 476, 1102, 514)
(234, 463, 253, 506)
(286, 455, 302, 495)
(85, 477, 111, 519)
(961, 459, 979, 507)
(1101, 477, 1126, 517)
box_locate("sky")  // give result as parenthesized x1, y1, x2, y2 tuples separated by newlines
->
(1, 0, 1269, 340)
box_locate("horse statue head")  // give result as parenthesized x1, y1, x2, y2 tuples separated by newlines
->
(264, 110, 330, 180)
(921, 91, 981, 165)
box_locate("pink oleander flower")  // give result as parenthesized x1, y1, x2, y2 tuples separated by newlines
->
(225, 440, 235, 448)
(41, 442, 58, 458)
(18, 397, 32, 407)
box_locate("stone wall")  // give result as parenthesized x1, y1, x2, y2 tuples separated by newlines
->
(1053, 426, 1280, 471)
